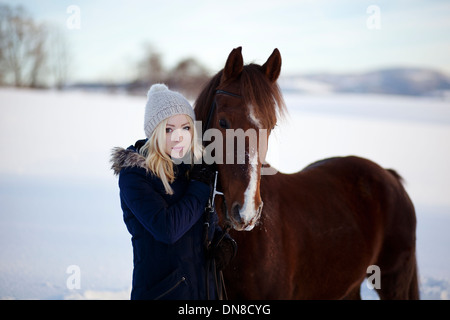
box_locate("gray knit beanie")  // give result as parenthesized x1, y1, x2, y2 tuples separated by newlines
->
(144, 84, 196, 138)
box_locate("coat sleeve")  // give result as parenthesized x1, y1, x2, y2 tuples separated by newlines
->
(119, 168, 211, 244)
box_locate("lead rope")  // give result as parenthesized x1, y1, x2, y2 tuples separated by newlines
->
(203, 171, 231, 300)
(214, 224, 231, 300)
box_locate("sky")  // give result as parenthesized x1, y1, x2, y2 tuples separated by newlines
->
(3, 0, 450, 82)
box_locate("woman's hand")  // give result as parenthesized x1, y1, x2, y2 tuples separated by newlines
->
(212, 237, 237, 270)
(190, 163, 216, 187)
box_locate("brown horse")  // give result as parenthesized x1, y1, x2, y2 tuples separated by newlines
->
(194, 47, 419, 299)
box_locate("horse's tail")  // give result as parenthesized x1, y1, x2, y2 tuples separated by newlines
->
(377, 167, 420, 299)
(391, 167, 420, 299)
(409, 256, 420, 299)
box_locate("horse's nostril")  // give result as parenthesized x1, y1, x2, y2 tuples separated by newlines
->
(257, 202, 264, 215)
(231, 202, 242, 222)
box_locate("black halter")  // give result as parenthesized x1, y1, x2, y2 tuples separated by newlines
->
(202, 89, 242, 136)
(202, 89, 240, 300)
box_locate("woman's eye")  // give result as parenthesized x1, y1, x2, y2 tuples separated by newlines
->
(219, 119, 229, 129)
(166, 128, 173, 133)
(183, 126, 191, 131)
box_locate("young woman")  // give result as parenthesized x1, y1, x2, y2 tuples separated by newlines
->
(111, 84, 236, 300)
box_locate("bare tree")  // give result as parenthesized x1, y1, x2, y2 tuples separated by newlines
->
(28, 22, 48, 88)
(0, 4, 70, 88)
(48, 27, 70, 90)
(167, 57, 210, 99)
(127, 44, 166, 95)
(0, 6, 5, 85)
(137, 43, 165, 84)
(129, 45, 210, 98)
(0, 4, 37, 86)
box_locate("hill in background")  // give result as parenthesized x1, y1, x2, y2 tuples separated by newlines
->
(279, 67, 450, 98)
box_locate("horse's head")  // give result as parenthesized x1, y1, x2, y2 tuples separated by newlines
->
(195, 47, 286, 231)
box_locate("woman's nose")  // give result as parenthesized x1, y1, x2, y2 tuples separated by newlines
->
(172, 130, 183, 142)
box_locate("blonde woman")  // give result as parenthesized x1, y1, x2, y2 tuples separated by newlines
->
(111, 84, 236, 300)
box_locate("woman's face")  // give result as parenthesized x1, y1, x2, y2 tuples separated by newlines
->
(164, 114, 193, 159)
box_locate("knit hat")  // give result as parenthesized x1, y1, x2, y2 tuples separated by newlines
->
(144, 84, 196, 138)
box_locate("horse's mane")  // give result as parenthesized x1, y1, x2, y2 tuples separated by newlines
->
(194, 64, 287, 130)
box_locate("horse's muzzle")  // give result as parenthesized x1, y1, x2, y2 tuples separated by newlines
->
(229, 201, 264, 231)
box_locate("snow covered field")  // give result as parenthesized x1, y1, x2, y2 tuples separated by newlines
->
(0, 88, 449, 299)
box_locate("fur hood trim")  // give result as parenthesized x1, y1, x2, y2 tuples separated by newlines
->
(110, 147, 148, 176)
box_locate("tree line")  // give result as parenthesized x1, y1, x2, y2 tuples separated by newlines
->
(0, 4, 211, 98)
(130, 44, 210, 99)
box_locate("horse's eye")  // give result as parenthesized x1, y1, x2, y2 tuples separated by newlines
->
(219, 119, 230, 129)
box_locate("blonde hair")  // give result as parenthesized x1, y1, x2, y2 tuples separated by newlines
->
(139, 116, 202, 195)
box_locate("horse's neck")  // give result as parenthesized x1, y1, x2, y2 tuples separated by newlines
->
(260, 171, 284, 217)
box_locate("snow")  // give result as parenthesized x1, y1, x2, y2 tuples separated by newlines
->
(0, 87, 449, 299)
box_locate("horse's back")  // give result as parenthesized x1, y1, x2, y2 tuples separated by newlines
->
(266, 155, 417, 299)
(301, 156, 416, 233)
(298, 155, 416, 250)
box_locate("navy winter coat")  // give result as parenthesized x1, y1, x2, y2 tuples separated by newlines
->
(111, 144, 220, 300)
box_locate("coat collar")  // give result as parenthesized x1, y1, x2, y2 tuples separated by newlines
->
(110, 145, 191, 176)
(110, 146, 148, 176)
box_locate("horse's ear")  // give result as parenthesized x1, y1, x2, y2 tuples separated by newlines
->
(222, 47, 243, 83)
(261, 48, 281, 82)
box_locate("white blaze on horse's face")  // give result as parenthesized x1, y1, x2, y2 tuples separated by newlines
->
(233, 104, 264, 231)
(248, 104, 262, 129)
(240, 150, 261, 231)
